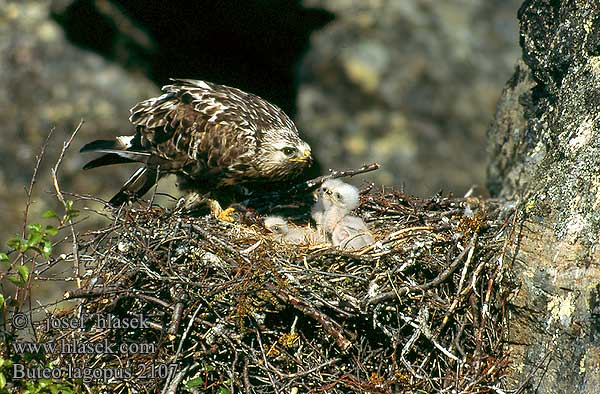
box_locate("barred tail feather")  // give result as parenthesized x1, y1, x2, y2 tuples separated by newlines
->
(80, 136, 150, 168)
(82, 153, 137, 170)
(80, 135, 134, 153)
(108, 167, 160, 206)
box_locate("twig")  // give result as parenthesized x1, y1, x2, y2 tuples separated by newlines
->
(22, 128, 55, 244)
(268, 284, 353, 351)
(240, 163, 380, 209)
(364, 232, 479, 307)
(289, 162, 380, 194)
(168, 302, 185, 337)
(14, 127, 56, 336)
(162, 363, 198, 394)
(51, 120, 84, 289)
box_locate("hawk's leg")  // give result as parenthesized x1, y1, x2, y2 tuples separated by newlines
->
(180, 192, 235, 222)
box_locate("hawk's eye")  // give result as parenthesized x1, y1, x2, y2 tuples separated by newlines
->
(282, 147, 296, 156)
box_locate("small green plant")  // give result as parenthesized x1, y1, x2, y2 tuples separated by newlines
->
(0, 201, 82, 393)
(2, 201, 79, 287)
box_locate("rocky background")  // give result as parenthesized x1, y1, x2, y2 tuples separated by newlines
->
(299, 0, 521, 195)
(0, 0, 521, 245)
(0, 0, 158, 243)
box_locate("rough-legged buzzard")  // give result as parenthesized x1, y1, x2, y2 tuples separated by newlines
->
(81, 79, 313, 206)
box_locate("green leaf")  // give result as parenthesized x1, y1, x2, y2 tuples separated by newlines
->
(27, 231, 43, 248)
(27, 224, 43, 233)
(58, 386, 73, 394)
(45, 225, 59, 236)
(0, 252, 7, 262)
(0, 294, 4, 308)
(218, 387, 231, 394)
(18, 265, 30, 282)
(42, 240, 53, 258)
(42, 209, 58, 219)
(6, 237, 23, 251)
(185, 377, 204, 389)
(7, 275, 24, 288)
(38, 379, 50, 388)
(0, 372, 6, 390)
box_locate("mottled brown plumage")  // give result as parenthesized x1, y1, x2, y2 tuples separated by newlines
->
(81, 79, 313, 206)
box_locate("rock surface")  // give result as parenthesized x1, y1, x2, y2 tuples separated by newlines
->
(0, 0, 158, 242)
(488, 1, 600, 392)
(298, 0, 522, 196)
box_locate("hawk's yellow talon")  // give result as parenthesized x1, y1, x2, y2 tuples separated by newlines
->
(218, 207, 236, 222)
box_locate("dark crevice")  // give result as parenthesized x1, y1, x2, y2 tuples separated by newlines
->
(51, 0, 334, 116)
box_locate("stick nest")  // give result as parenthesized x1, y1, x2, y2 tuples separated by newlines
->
(47, 188, 515, 393)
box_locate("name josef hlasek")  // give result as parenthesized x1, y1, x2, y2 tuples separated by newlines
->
(44, 313, 148, 332)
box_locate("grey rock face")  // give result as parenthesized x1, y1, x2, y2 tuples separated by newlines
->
(488, 1, 600, 392)
(489, 0, 600, 246)
(0, 1, 158, 241)
(299, 0, 521, 196)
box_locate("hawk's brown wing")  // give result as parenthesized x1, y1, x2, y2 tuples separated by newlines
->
(128, 80, 256, 183)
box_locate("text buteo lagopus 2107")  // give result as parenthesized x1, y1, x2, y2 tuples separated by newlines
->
(80, 79, 313, 206)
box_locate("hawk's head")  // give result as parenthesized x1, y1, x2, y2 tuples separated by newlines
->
(255, 127, 313, 180)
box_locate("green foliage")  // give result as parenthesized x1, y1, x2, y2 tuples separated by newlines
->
(6, 224, 56, 259)
(63, 200, 80, 223)
(41, 210, 58, 219)
(0, 357, 11, 392)
(2, 200, 78, 281)
(7, 265, 29, 288)
(0, 356, 80, 394)
(184, 376, 204, 389)
(21, 379, 76, 394)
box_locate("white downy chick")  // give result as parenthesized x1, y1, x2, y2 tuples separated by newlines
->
(311, 191, 325, 226)
(311, 190, 328, 241)
(320, 179, 360, 233)
(264, 216, 324, 245)
(331, 215, 374, 250)
(320, 179, 374, 250)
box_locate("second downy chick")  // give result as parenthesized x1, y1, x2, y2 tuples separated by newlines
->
(319, 179, 374, 250)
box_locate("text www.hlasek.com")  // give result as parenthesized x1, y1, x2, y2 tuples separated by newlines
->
(13, 338, 155, 355)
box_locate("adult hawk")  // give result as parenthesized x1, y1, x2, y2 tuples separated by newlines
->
(81, 79, 313, 209)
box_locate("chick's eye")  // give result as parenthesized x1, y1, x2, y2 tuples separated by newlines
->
(334, 192, 342, 200)
(282, 147, 295, 156)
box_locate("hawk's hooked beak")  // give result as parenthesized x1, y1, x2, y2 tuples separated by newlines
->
(290, 150, 312, 163)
